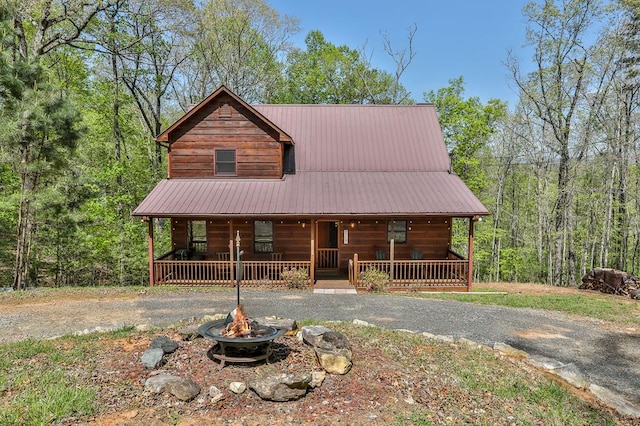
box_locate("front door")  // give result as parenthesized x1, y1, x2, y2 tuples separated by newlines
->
(317, 221, 339, 269)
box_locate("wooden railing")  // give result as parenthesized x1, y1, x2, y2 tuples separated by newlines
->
(353, 258, 468, 290)
(153, 259, 311, 287)
(317, 248, 338, 269)
(238, 261, 311, 286)
(189, 240, 207, 254)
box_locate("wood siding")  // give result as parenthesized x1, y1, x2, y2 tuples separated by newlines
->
(338, 218, 451, 271)
(168, 95, 283, 179)
(170, 217, 451, 271)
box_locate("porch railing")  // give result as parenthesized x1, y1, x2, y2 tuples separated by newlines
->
(153, 258, 311, 287)
(317, 248, 338, 269)
(352, 258, 468, 290)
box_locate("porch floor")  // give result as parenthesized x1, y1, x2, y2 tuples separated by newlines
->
(313, 280, 357, 294)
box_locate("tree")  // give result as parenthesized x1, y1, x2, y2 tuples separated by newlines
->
(175, 0, 299, 105)
(271, 30, 412, 104)
(506, 0, 604, 286)
(0, 0, 113, 289)
(423, 77, 506, 193)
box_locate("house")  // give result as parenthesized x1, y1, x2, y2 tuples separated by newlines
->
(132, 86, 489, 291)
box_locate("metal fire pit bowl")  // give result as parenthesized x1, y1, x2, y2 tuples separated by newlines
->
(198, 319, 286, 369)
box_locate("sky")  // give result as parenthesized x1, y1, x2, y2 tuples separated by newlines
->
(267, 0, 532, 107)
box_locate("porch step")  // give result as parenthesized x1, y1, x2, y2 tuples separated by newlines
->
(313, 280, 357, 294)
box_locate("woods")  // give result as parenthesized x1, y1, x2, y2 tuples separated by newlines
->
(0, 0, 639, 288)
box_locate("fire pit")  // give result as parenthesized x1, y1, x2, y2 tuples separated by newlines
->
(198, 305, 286, 369)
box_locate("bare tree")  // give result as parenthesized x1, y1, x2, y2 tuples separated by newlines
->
(506, 0, 603, 286)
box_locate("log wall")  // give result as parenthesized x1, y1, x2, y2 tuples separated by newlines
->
(170, 217, 452, 271)
(168, 94, 283, 179)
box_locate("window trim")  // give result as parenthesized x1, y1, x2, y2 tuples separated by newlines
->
(387, 220, 407, 244)
(215, 149, 237, 176)
(254, 220, 274, 253)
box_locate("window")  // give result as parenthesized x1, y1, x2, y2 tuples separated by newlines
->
(387, 220, 407, 244)
(215, 149, 236, 175)
(254, 220, 273, 253)
(188, 220, 207, 253)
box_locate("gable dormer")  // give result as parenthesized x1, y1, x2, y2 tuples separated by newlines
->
(156, 86, 293, 179)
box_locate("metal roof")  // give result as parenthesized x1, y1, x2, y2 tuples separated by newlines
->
(253, 104, 450, 172)
(134, 93, 489, 218)
(133, 172, 488, 217)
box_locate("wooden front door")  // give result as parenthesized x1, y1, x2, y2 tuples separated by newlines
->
(317, 221, 339, 269)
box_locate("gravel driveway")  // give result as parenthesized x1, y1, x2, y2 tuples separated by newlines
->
(2, 289, 639, 413)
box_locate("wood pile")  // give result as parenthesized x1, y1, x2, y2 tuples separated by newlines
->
(579, 268, 640, 299)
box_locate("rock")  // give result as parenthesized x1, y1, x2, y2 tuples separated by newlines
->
(202, 313, 226, 322)
(316, 349, 352, 374)
(141, 347, 164, 369)
(301, 326, 352, 375)
(434, 335, 455, 344)
(456, 337, 479, 347)
(310, 371, 326, 388)
(301, 325, 332, 347)
(229, 381, 247, 394)
(178, 325, 201, 341)
(209, 385, 225, 402)
(631, 289, 640, 300)
(249, 373, 311, 401)
(144, 374, 200, 401)
(493, 342, 528, 358)
(589, 384, 640, 418)
(149, 336, 179, 354)
(352, 319, 375, 327)
(167, 377, 200, 401)
(255, 317, 297, 332)
(553, 363, 589, 389)
(209, 385, 222, 397)
(145, 374, 180, 393)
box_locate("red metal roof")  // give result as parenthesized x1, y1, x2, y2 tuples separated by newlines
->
(133, 97, 489, 218)
(133, 172, 488, 217)
(252, 104, 450, 172)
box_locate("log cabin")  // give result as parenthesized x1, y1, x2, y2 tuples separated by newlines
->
(132, 86, 489, 291)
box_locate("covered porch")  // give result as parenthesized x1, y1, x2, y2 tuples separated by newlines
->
(142, 216, 479, 291)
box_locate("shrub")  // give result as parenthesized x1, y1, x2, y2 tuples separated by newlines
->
(360, 267, 389, 292)
(281, 267, 309, 289)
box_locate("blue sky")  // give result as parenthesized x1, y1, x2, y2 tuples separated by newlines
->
(268, 0, 532, 107)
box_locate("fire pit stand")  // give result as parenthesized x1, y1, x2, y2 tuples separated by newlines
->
(198, 319, 286, 370)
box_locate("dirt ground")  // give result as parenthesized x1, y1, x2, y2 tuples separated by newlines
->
(2, 283, 638, 425)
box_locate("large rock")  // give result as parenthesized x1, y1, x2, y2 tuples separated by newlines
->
(249, 373, 311, 401)
(145, 374, 201, 401)
(301, 326, 352, 375)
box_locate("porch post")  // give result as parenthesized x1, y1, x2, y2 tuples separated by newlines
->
(310, 220, 315, 285)
(353, 253, 359, 284)
(389, 239, 395, 284)
(147, 217, 155, 287)
(229, 220, 234, 284)
(467, 217, 476, 292)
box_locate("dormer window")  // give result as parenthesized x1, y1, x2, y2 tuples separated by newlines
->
(215, 149, 236, 175)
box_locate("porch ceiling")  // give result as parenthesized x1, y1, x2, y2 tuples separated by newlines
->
(132, 171, 489, 217)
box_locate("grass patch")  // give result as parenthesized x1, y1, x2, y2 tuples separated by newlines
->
(0, 338, 100, 424)
(411, 286, 639, 324)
